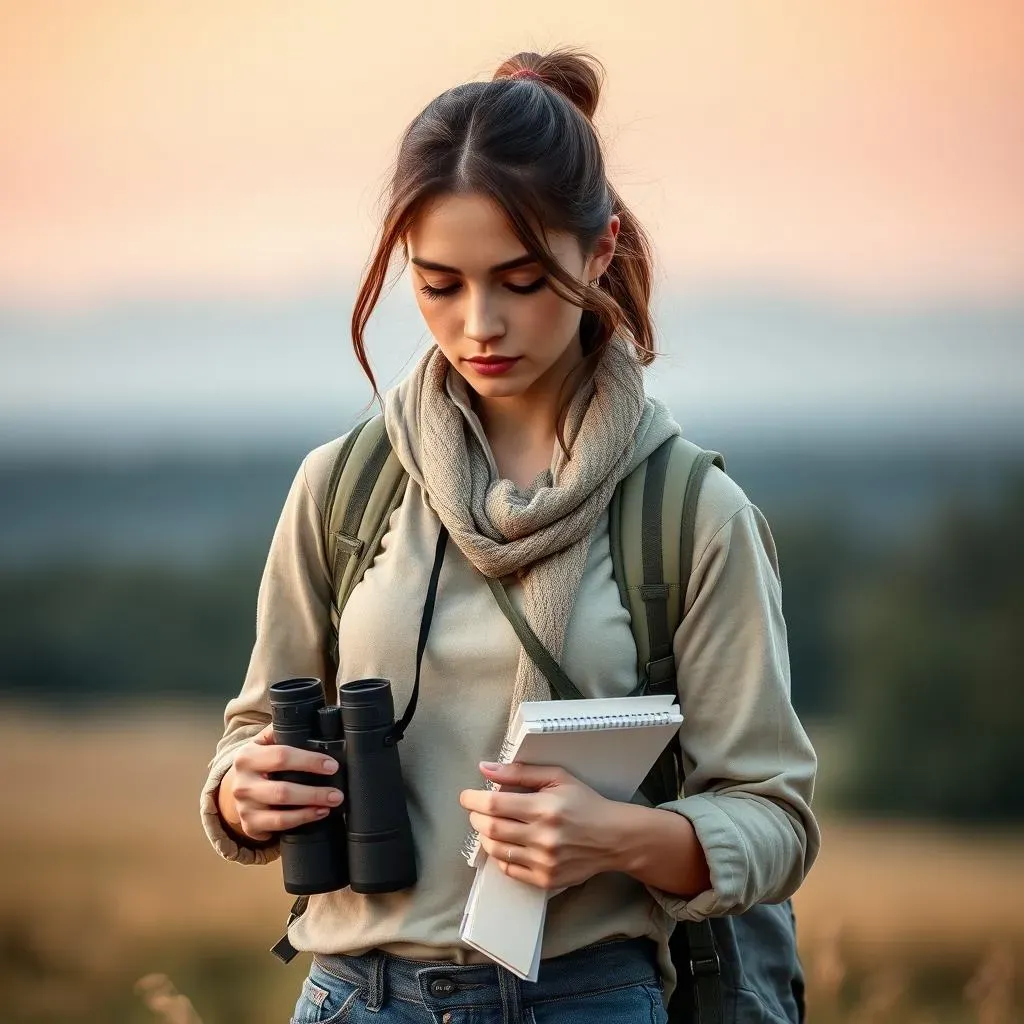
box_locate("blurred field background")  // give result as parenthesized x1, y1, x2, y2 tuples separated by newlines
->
(1, 2, 1022, 1022)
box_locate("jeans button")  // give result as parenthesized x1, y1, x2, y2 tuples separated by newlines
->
(430, 977, 456, 997)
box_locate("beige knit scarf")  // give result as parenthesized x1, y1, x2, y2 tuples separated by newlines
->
(384, 336, 680, 730)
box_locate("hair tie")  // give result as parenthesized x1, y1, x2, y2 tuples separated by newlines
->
(508, 68, 543, 83)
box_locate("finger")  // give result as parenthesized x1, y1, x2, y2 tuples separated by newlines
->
(243, 805, 334, 835)
(250, 778, 344, 809)
(468, 811, 533, 847)
(493, 849, 561, 891)
(480, 761, 570, 789)
(247, 741, 341, 776)
(502, 859, 545, 887)
(460, 788, 543, 822)
(477, 833, 537, 871)
(253, 723, 276, 744)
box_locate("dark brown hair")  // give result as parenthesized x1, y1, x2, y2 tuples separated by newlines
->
(351, 47, 656, 435)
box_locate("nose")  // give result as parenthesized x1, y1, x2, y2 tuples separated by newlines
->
(463, 289, 504, 344)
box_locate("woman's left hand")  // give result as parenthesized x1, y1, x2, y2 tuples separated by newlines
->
(459, 761, 629, 890)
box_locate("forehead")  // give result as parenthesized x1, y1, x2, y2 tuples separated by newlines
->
(406, 192, 579, 270)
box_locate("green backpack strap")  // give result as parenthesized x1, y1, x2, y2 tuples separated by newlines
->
(610, 435, 724, 696)
(321, 415, 409, 700)
(610, 435, 724, 809)
(609, 434, 726, 1024)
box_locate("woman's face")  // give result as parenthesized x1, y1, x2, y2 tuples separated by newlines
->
(405, 192, 616, 406)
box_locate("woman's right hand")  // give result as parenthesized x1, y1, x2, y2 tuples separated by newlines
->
(217, 723, 344, 842)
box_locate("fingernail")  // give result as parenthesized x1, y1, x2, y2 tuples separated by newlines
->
(322, 759, 339, 772)
(480, 761, 501, 771)
(327, 790, 342, 804)
(315, 807, 330, 817)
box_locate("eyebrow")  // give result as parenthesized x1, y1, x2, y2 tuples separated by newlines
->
(410, 254, 538, 275)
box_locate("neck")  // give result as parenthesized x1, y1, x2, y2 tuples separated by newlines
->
(474, 394, 557, 452)
(473, 337, 583, 452)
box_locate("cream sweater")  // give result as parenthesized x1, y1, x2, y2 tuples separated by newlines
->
(200, 410, 819, 999)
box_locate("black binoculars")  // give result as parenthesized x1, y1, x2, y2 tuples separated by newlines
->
(268, 676, 417, 896)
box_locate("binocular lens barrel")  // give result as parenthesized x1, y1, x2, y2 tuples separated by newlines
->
(339, 678, 418, 893)
(268, 676, 417, 897)
(269, 678, 349, 895)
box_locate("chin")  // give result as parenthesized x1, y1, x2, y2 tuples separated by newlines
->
(469, 380, 526, 398)
(460, 369, 536, 399)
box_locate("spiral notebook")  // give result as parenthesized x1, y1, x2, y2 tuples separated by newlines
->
(459, 693, 684, 980)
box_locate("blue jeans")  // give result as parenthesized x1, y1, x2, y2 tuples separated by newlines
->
(289, 937, 668, 1024)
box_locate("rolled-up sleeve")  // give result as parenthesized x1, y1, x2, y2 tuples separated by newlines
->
(645, 471, 820, 921)
(199, 449, 336, 865)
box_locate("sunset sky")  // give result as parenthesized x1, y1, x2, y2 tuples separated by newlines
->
(2, 0, 1022, 310)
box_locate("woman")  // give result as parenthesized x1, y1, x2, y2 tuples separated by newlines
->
(201, 48, 819, 1024)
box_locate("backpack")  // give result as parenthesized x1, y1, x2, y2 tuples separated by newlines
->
(276, 415, 806, 1024)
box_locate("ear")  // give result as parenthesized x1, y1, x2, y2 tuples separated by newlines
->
(585, 215, 620, 281)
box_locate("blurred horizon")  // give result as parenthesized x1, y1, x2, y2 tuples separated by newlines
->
(4, 282, 1023, 458)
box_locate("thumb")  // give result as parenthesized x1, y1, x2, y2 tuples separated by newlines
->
(479, 760, 570, 789)
(253, 723, 277, 744)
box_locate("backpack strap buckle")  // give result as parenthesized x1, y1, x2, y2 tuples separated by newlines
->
(334, 532, 364, 560)
(644, 655, 676, 691)
(690, 951, 721, 977)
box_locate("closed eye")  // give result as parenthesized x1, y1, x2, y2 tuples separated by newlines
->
(418, 278, 548, 301)
(419, 283, 460, 301)
(505, 277, 547, 295)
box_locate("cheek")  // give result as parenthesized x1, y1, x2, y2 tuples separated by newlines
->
(529, 289, 583, 344)
(414, 295, 458, 346)
(495, 283, 574, 333)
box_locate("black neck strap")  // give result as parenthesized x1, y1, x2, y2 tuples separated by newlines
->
(388, 524, 448, 744)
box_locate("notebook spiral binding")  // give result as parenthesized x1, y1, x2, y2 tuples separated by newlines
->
(535, 710, 674, 732)
(459, 709, 676, 864)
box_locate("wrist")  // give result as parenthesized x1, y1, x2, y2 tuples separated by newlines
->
(605, 800, 656, 875)
(607, 801, 711, 897)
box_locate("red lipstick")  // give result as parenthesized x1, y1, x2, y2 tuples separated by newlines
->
(466, 356, 520, 377)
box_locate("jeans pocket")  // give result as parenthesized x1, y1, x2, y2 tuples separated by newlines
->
(529, 980, 667, 1024)
(289, 963, 365, 1024)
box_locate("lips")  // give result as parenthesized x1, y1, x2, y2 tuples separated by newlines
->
(466, 355, 521, 377)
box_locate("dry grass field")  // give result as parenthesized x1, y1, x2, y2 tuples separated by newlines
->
(1, 706, 1021, 1023)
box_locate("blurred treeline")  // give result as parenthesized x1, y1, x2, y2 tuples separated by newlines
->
(1, 441, 1022, 824)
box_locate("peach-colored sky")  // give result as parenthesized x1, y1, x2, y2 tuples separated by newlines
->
(1, 0, 1022, 309)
